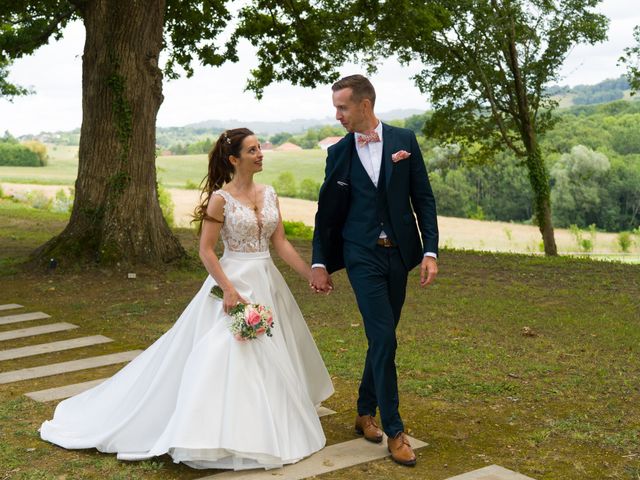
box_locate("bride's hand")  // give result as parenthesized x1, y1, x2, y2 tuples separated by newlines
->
(222, 289, 249, 314)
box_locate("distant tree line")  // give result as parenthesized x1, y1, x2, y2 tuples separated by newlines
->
(409, 101, 640, 232)
(546, 75, 630, 106)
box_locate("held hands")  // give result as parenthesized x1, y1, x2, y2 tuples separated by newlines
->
(310, 267, 333, 295)
(420, 256, 438, 287)
(222, 288, 249, 314)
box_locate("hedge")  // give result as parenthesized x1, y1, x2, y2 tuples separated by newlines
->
(0, 143, 42, 166)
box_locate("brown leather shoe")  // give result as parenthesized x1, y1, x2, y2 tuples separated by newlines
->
(387, 432, 416, 466)
(354, 414, 383, 443)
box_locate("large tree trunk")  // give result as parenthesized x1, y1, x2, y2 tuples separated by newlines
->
(32, 0, 186, 267)
(524, 142, 558, 256)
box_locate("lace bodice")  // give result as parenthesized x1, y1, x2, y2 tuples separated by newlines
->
(213, 185, 279, 253)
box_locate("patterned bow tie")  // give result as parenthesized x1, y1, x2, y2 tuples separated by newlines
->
(357, 130, 381, 147)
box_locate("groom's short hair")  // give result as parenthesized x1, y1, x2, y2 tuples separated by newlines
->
(332, 75, 376, 108)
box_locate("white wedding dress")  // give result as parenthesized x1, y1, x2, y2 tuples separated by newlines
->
(40, 185, 334, 470)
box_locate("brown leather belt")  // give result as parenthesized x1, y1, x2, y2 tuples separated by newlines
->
(376, 237, 396, 247)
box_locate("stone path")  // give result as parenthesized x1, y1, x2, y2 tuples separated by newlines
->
(0, 303, 536, 480)
(0, 322, 78, 341)
(0, 305, 136, 393)
(0, 311, 50, 325)
(0, 303, 23, 311)
(0, 350, 142, 384)
(0, 335, 112, 361)
(200, 436, 428, 480)
(25, 378, 108, 402)
(445, 465, 537, 480)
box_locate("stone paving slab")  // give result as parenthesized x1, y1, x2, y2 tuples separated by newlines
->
(0, 304, 23, 311)
(0, 350, 142, 384)
(25, 378, 108, 402)
(198, 435, 428, 480)
(0, 311, 51, 326)
(0, 335, 113, 361)
(0, 323, 78, 342)
(316, 406, 336, 418)
(444, 464, 537, 480)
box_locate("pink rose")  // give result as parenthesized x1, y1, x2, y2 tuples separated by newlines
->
(255, 327, 266, 335)
(265, 313, 273, 326)
(391, 150, 411, 163)
(234, 333, 246, 342)
(245, 308, 262, 327)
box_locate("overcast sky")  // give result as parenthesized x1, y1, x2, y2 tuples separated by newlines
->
(1, 0, 639, 136)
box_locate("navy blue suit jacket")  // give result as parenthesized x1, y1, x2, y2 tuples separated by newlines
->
(312, 123, 438, 273)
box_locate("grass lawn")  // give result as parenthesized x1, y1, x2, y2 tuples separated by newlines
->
(0, 200, 639, 480)
(0, 145, 326, 188)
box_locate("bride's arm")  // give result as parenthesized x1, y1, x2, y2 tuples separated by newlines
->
(199, 194, 247, 312)
(270, 204, 313, 284)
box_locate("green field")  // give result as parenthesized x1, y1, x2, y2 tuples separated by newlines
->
(0, 145, 78, 185)
(0, 145, 327, 188)
(157, 149, 327, 188)
(1, 200, 639, 479)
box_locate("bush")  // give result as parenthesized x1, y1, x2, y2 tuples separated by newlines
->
(22, 140, 48, 166)
(0, 184, 3, 198)
(273, 172, 298, 198)
(617, 231, 633, 252)
(467, 205, 485, 220)
(27, 190, 52, 210)
(52, 188, 74, 213)
(157, 183, 175, 227)
(0, 142, 41, 166)
(283, 220, 313, 240)
(185, 179, 199, 190)
(298, 178, 320, 201)
(570, 224, 596, 252)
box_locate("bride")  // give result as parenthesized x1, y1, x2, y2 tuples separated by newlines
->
(40, 128, 334, 470)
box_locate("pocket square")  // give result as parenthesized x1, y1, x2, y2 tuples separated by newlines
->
(391, 150, 411, 163)
(337, 180, 349, 187)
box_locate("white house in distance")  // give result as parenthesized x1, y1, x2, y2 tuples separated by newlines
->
(318, 136, 343, 150)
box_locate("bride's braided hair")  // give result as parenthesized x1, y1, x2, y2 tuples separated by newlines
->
(193, 128, 255, 232)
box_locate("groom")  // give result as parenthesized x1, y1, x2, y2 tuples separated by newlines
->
(311, 75, 438, 466)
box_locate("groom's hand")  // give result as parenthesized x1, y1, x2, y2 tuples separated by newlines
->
(420, 256, 438, 287)
(311, 267, 333, 294)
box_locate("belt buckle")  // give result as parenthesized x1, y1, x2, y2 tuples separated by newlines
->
(380, 237, 392, 247)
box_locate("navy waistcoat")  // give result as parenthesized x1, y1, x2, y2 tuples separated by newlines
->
(342, 147, 396, 248)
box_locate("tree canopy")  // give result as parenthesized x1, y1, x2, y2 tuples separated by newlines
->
(621, 25, 640, 94)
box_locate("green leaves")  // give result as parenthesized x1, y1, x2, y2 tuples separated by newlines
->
(620, 25, 640, 95)
(163, 0, 232, 79)
(0, 0, 78, 99)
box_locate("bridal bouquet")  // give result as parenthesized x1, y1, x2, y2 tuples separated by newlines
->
(210, 286, 274, 341)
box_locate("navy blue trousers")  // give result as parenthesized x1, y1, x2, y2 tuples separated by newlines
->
(344, 240, 408, 437)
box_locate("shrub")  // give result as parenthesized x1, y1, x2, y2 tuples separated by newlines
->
(185, 179, 199, 190)
(283, 220, 313, 240)
(467, 205, 485, 220)
(298, 178, 320, 201)
(27, 190, 52, 210)
(157, 183, 175, 227)
(0, 184, 3, 198)
(52, 188, 74, 213)
(570, 224, 596, 252)
(272, 172, 298, 198)
(22, 140, 48, 166)
(617, 231, 633, 252)
(0, 142, 40, 166)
